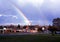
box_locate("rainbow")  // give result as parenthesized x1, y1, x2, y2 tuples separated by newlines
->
(8, 0, 31, 25)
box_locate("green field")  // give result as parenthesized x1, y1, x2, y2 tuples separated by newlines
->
(0, 34, 60, 42)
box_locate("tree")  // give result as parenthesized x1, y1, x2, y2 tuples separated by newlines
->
(48, 25, 57, 35)
(17, 24, 20, 29)
(0, 26, 3, 29)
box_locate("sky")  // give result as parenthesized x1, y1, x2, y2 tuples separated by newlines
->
(0, 0, 60, 25)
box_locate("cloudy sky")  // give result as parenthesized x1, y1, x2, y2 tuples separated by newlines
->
(0, 0, 60, 25)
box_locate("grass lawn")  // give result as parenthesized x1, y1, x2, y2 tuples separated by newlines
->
(0, 34, 60, 42)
